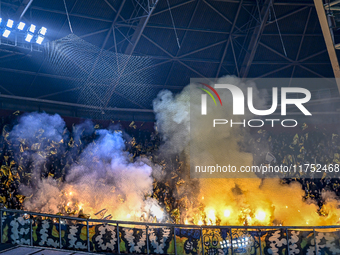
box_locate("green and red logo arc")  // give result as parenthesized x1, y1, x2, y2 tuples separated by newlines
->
(199, 83, 223, 106)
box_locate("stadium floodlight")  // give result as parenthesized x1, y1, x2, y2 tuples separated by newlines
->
(0, 19, 48, 51)
(6, 19, 14, 28)
(25, 33, 33, 42)
(39, 27, 47, 36)
(17, 22, 25, 30)
(36, 35, 44, 44)
(2, 29, 11, 38)
(28, 24, 36, 33)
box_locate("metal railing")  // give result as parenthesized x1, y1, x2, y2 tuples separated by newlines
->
(1, 207, 340, 254)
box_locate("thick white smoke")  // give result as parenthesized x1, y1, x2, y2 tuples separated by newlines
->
(9, 113, 66, 144)
(153, 76, 262, 175)
(62, 129, 157, 220)
(9, 113, 162, 221)
(153, 88, 191, 155)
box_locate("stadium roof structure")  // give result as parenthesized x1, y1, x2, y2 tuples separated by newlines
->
(0, 0, 339, 121)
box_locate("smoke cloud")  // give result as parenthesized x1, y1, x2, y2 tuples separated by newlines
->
(153, 75, 340, 226)
(8, 113, 68, 184)
(9, 114, 162, 221)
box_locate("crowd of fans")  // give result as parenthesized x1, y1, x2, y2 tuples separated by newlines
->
(250, 124, 340, 208)
(0, 112, 340, 218)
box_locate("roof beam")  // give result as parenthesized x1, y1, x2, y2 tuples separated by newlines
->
(212, 0, 314, 5)
(290, 7, 312, 80)
(103, 0, 117, 12)
(324, 0, 340, 8)
(32, 6, 112, 23)
(164, 0, 200, 86)
(239, 0, 272, 78)
(314, 0, 340, 92)
(124, 0, 160, 55)
(116, 23, 230, 34)
(100, 0, 160, 108)
(328, 6, 340, 10)
(0, 94, 154, 112)
(215, 0, 243, 77)
(265, 6, 308, 27)
(258, 41, 292, 63)
(2, 2, 114, 23)
(203, 0, 242, 33)
(257, 64, 293, 78)
(179, 40, 228, 58)
(151, 0, 195, 16)
(15, 0, 34, 20)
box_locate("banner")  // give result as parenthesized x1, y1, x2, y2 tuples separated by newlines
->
(2, 213, 340, 254)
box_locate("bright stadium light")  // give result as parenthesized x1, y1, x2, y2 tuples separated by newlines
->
(25, 33, 33, 42)
(39, 27, 47, 36)
(6, 19, 14, 28)
(28, 24, 36, 33)
(36, 35, 44, 44)
(2, 29, 11, 38)
(0, 19, 47, 50)
(17, 22, 25, 30)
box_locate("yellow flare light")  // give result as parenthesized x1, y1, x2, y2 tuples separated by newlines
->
(224, 209, 231, 218)
(255, 210, 266, 221)
(207, 209, 216, 224)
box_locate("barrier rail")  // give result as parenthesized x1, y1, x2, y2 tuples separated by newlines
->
(1, 208, 340, 254)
